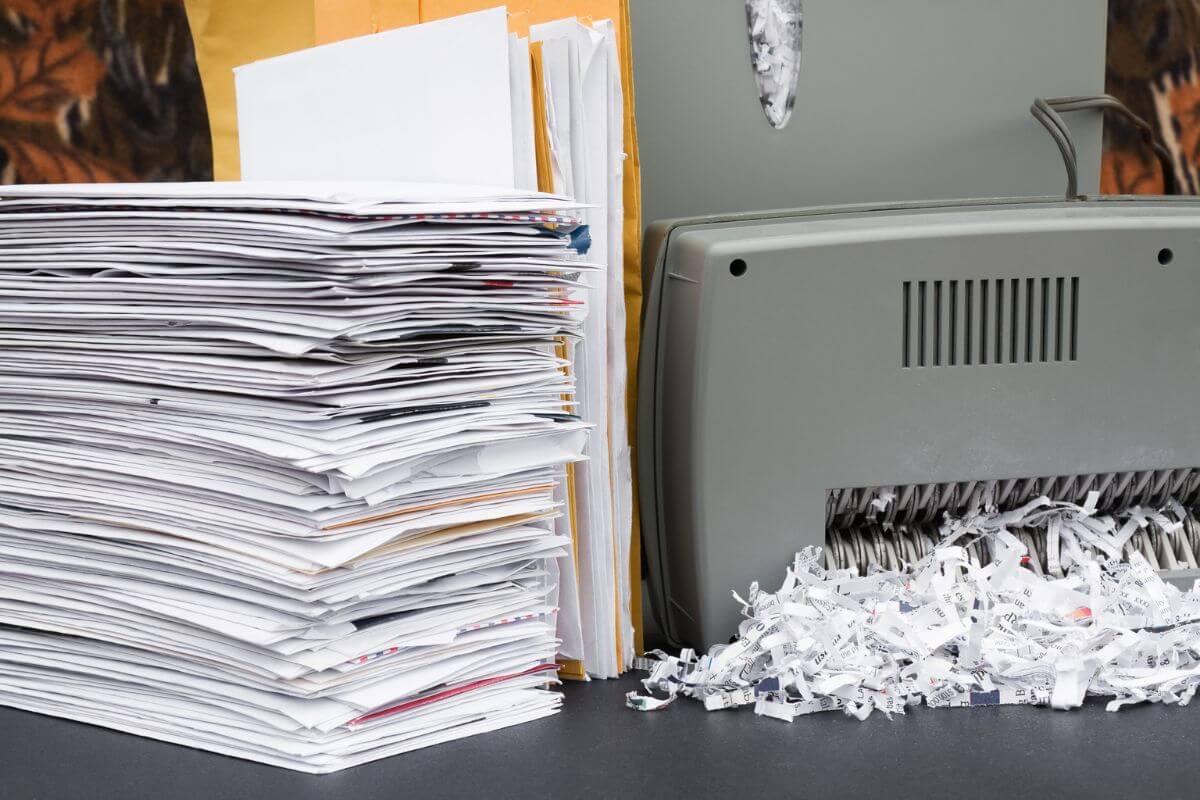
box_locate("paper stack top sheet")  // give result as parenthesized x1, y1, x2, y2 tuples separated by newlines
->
(0, 180, 594, 772)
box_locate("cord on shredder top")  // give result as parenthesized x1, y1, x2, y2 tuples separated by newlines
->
(1032, 94, 1178, 199)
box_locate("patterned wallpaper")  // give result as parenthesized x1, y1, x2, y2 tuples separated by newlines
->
(1103, 0, 1200, 194)
(0, 0, 210, 183)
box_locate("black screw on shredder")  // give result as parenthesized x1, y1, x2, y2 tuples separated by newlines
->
(1158, 248, 1174, 266)
(730, 259, 748, 277)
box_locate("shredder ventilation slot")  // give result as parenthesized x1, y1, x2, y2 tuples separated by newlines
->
(902, 277, 1079, 368)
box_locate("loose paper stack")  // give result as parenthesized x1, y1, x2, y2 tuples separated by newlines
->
(527, 13, 636, 680)
(233, 5, 636, 678)
(0, 181, 594, 772)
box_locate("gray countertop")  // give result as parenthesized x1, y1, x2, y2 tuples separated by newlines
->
(3, 674, 1197, 799)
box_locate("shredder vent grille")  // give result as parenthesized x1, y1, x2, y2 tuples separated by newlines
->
(902, 277, 1079, 368)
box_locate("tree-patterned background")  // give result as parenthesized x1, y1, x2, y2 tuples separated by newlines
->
(1104, 0, 1200, 193)
(0, 0, 210, 183)
(0, 0, 1192, 194)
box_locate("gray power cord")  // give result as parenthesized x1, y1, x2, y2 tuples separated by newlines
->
(1031, 94, 1178, 199)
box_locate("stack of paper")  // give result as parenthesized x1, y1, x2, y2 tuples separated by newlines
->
(0, 181, 595, 772)
(233, 5, 636, 678)
(527, 13, 636, 679)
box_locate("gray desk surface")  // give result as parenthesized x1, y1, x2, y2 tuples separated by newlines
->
(2, 674, 1197, 800)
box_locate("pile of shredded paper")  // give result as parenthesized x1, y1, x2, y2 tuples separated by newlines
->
(627, 495, 1200, 720)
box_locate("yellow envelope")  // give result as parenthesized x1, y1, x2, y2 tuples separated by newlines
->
(184, 1, 427, 179)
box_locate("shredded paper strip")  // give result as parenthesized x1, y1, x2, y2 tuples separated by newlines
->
(628, 495, 1200, 720)
(746, 0, 803, 130)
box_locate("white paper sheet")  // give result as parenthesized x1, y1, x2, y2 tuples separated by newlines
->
(234, 8, 517, 187)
